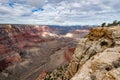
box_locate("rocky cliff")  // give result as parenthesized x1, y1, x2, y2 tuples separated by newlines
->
(42, 26, 120, 80)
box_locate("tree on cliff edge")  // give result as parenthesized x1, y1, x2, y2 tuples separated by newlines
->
(101, 22, 106, 27)
(101, 20, 120, 27)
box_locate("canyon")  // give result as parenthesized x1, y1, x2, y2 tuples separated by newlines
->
(0, 24, 89, 80)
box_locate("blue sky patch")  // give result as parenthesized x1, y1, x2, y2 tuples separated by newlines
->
(8, 3, 14, 8)
(32, 8, 44, 12)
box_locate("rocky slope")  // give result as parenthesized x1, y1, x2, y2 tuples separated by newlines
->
(42, 26, 120, 80)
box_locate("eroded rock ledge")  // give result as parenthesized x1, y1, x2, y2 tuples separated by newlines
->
(43, 26, 120, 80)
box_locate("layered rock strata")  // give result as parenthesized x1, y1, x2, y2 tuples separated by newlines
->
(0, 24, 79, 80)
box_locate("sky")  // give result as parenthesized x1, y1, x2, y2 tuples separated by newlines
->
(0, 0, 120, 25)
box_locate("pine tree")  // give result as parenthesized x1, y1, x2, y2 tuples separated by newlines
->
(101, 22, 106, 27)
(112, 20, 117, 26)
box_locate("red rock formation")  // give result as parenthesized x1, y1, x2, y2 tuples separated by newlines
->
(36, 70, 47, 80)
(0, 53, 21, 72)
(4, 54, 21, 64)
(0, 45, 7, 54)
(0, 59, 9, 72)
(0, 24, 57, 72)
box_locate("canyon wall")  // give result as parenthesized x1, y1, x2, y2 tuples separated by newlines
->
(0, 24, 89, 80)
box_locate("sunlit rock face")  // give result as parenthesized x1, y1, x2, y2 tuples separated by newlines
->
(64, 30, 89, 39)
(64, 33, 74, 38)
(34, 25, 58, 37)
(43, 26, 120, 80)
(0, 24, 89, 80)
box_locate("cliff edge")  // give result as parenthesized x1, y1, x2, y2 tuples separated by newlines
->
(43, 26, 120, 80)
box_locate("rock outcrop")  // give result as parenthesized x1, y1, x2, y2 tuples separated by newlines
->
(43, 26, 120, 80)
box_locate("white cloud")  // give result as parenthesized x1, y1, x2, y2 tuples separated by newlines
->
(0, 0, 120, 25)
(54, 16, 64, 23)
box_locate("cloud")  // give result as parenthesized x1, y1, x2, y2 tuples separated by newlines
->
(26, 0, 47, 7)
(0, 0, 120, 25)
(54, 16, 64, 23)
